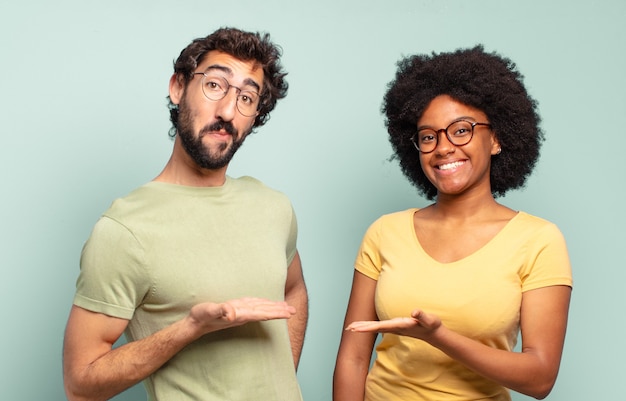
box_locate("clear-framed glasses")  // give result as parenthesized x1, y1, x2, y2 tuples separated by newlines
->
(411, 120, 492, 154)
(193, 72, 260, 117)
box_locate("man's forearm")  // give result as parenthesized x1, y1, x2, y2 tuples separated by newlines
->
(285, 281, 308, 369)
(64, 298, 297, 400)
(64, 317, 200, 401)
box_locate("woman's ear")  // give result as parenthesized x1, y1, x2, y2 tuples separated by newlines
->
(490, 134, 502, 155)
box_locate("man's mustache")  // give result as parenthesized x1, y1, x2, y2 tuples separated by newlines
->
(200, 120, 237, 137)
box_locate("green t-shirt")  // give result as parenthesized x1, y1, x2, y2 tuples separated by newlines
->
(74, 176, 302, 401)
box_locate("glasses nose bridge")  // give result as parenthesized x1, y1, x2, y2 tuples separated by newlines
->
(223, 83, 256, 117)
(223, 81, 244, 97)
(220, 80, 245, 104)
(224, 83, 250, 112)
(434, 127, 455, 148)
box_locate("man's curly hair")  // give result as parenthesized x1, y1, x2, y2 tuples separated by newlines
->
(382, 45, 543, 200)
(168, 27, 288, 136)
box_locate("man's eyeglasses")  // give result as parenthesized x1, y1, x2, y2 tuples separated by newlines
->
(411, 120, 492, 154)
(193, 72, 260, 117)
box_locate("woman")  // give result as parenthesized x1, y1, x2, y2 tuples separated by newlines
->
(333, 46, 572, 401)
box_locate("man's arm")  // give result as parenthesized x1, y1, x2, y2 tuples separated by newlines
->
(63, 298, 296, 401)
(284, 250, 308, 369)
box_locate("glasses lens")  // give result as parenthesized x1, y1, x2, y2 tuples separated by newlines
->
(201, 75, 228, 101)
(201, 74, 259, 117)
(447, 121, 473, 146)
(414, 129, 437, 153)
(236, 92, 260, 117)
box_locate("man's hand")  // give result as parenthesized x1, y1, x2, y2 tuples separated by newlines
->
(187, 297, 297, 334)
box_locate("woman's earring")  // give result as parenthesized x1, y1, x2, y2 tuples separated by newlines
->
(496, 147, 502, 155)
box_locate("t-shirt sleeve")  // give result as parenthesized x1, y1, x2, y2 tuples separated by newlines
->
(520, 222, 573, 292)
(73, 216, 150, 320)
(285, 205, 298, 266)
(354, 218, 383, 280)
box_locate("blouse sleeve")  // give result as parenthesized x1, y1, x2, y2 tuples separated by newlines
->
(354, 217, 384, 280)
(520, 222, 573, 292)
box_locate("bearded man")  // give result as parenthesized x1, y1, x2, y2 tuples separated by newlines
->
(63, 27, 308, 401)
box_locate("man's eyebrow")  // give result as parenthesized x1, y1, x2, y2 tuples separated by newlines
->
(204, 64, 261, 92)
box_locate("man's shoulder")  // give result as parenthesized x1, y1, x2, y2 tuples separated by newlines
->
(231, 175, 290, 200)
(100, 182, 165, 221)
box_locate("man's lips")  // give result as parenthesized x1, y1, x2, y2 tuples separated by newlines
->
(200, 120, 237, 138)
(208, 130, 231, 137)
(199, 127, 234, 139)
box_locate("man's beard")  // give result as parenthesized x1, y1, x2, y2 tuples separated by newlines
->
(176, 97, 247, 170)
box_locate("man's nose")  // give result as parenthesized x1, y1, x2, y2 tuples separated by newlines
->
(215, 88, 239, 121)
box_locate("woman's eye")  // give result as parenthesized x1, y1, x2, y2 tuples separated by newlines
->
(420, 134, 435, 143)
(453, 128, 469, 136)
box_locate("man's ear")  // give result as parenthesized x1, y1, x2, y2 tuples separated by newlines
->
(169, 74, 185, 105)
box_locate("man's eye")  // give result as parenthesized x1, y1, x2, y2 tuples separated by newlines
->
(206, 80, 223, 91)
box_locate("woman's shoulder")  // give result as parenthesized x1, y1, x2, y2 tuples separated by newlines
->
(514, 211, 557, 228)
(374, 208, 418, 224)
(363, 208, 418, 235)
(508, 211, 564, 240)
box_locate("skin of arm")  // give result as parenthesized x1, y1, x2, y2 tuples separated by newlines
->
(346, 285, 572, 400)
(333, 271, 379, 401)
(284, 251, 309, 369)
(63, 297, 296, 401)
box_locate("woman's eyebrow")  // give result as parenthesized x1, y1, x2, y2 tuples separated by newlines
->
(418, 115, 480, 129)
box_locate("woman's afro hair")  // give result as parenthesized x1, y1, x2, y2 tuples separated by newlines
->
(382, 45, 543, 200)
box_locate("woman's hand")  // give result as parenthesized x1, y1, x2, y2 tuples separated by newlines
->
(345, 309, 441, 340)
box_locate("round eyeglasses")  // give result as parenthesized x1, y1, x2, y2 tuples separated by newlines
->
(193, 72, 260, 117)
(411, 120, 492, 154)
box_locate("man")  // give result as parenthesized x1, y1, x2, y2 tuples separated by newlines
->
(63, 27, 308, 401)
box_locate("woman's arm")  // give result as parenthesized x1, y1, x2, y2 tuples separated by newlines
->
(333, 271, 379, 401)
(347, 285, 571, 399)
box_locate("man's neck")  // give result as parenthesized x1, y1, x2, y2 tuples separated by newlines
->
(154, 164, 228, 187)
(154, 139, 229, 187)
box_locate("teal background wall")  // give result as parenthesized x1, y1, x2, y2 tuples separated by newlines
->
(1, 0, 624, 400)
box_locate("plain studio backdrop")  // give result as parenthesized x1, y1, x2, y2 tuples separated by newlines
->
(1, 0, 624, 400)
